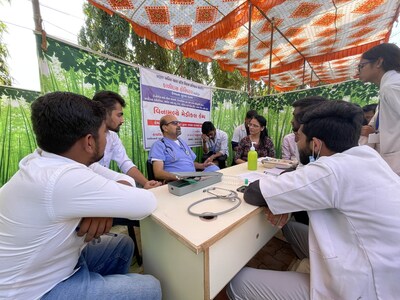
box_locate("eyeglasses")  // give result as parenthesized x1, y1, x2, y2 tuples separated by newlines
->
(357, 61, 371, 72)
(165, 120, 181, 126)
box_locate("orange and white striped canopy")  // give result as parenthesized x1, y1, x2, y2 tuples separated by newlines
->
(89, 0, 400, 91)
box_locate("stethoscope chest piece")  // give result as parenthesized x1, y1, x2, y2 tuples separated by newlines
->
(187, 187, 242, 218)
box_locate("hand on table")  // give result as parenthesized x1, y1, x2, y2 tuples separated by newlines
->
(144, 180, 162, 189)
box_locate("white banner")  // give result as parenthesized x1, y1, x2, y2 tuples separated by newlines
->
(140, 67, 212, 150)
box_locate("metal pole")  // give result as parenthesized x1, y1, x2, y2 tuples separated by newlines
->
(32, 0, 43, 32)
(32, 0, 48, 50)
(267, 17, 274, 94)
(247, 2, 252, 96)
(255, 6, 320, 84)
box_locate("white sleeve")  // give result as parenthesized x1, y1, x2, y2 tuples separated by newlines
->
(51, 165, 157, 221)
(379, 85, 400, 154)
(110, 134, 136, 174)
(89, 163, 136, 187)
(232, 126, 241, 143)
(259, 162, 337, 214)
(219, 131, 229, 156)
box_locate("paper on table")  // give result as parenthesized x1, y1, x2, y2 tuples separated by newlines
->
(239, 172, 269, 183)
(263, 167, 286, 176)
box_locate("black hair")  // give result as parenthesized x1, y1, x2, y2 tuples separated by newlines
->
(251, 115, 269, 148)
(361, 43, 400, 72)
(301, 100, 363, 153)
(245, 110, 258, 119)
(92, 91, 126, 114)
(292, 96, 328, 125)
(361, 103, 378, 125)
(201, 121, 216, 134)
(31, 92, 106, 154)
(362, 103, 378, 113)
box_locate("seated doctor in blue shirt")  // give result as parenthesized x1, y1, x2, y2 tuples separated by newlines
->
(149, 114, 219, 182)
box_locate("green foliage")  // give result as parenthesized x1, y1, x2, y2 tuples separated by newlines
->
(210, 61, 247, 91)
(131, 33, 172, 73)
(0, 21, 12, 86)
(78, 4, 131, 59)
(0, 86, 39, 186)
(211, 89, 250, 163)
(37, 36, 146, 176)
(183, 58, 209, 84)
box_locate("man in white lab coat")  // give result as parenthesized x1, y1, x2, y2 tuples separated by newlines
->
(228, 100, 400, 299)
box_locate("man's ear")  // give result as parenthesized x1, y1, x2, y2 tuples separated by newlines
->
(82, 134, 95, 154)
(311, 137, 322, 152)
(376, 57, 384, 69)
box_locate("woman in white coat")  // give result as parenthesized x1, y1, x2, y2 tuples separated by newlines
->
(358, 43, 400, 175)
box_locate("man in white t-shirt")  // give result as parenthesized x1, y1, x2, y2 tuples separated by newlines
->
(228, 100, 400, 299)
(201, 121, 229, 168)
(231, 109, 257, 151)
(93, 91, 161, 189)
(0, 92, 161, 299)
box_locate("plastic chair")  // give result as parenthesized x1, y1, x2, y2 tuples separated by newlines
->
(112, 218, 142, 266)
(147, 160, 155, 180)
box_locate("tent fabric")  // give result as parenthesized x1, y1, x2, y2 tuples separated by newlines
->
(88, 0, 400, 91)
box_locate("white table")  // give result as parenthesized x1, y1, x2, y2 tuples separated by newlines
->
(140, 163, 278, 300)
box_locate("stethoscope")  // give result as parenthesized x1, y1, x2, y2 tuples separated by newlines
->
(162, 138, 190, 162)
(187, 187, 242, 218)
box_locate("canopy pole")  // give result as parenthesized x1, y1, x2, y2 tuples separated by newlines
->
(32, 0, 47, 50)
(180, 51, 183, 77)
(310, 68, 313, 87)
(32, 0, 43, 31)
(267, 17, 274, 94)
(302, 59, 306, 87)
(246, 2, 253, 96)
(254, 6, 321, 85)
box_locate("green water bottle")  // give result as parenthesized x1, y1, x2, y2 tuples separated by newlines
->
(248, 142, 258, 170)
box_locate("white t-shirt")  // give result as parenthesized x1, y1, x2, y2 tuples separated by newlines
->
(232, 124, 247, 144)
(259, 146, 400, 299)
(98, 131, 136, 173)
(206, 129, 229, 156)
(0, 149, 157, 299)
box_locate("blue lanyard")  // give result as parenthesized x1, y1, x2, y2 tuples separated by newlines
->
(376, 111, 379, 131)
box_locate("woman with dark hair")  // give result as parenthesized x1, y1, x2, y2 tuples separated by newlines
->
(234, 115, 275, 164)
(358, 43, 400, 175)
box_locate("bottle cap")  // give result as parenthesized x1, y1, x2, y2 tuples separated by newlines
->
(250, 142, 256, 151)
